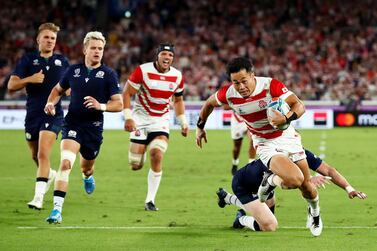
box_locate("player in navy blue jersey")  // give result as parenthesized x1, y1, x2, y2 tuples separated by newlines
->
(7, 23, 69, 210)
(217, 149, 367, 232)
(43, 31, 123, 224)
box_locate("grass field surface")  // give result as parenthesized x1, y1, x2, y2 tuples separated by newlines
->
(0, 128, 376, 250)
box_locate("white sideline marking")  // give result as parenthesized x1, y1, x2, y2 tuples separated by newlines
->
(17, 226, 377, 230)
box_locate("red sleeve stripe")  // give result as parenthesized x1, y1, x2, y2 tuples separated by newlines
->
(147, 72, 178, 82)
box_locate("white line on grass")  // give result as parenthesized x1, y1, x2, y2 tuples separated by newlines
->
(17, 226, 377, 230)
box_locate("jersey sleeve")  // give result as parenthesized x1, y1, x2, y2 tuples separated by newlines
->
(174, 74, 184, 96)
(12, 54, 29, 78)
(305, 149, 323, 171)
(215, 85, 230, 105)
(269, 79, 292, 100)
(108, 70, 121, 97)
(127, 66, 143, 90)
(59, 67, 71, 90)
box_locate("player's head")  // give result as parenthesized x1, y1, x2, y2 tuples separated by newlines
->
(155, 43, 174, 73)
(83, 31, 106, 67)
(226, 57, 256, 98)
(37, 23, 60, 54)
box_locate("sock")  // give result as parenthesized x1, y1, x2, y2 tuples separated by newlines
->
(225, 193, 245, 209)
(239, 216, 261, 231)
(232, 159, 239, 166)
(146, 169, 162, 203)
(34, 177, 48, 198)
(268, 174, 284, 188)
(306, 195, 320, 217)
(53, 190, 66, 212)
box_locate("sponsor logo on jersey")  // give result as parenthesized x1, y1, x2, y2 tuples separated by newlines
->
(54, 59, 62, 66)
(68, 130, 77, 138)
(46, 66, 50, 71)
(93, 121, 102, 127)
(85, 78, 89, 83)
(95, 71, 104, 78)
(45, 123, 49, 128)
(33, 59, 39, 65)
(73, 68, 81, 77)
(282, 87, 288, 93)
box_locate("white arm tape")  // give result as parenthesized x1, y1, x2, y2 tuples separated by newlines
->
(176, 114, 187, 127)
(345, 186, 355, 194)
(123, 108, 133, 120)
(100, 103, 107, 111)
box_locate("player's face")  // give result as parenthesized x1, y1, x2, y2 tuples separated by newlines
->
(37, 29, 57, 54)
(84, 39, 104, 67)
(230, 69, 256, 98)
(156, 51, 174, 73)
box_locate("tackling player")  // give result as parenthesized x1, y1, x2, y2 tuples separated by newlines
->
(44, 31, 123, 224)
(122, 43, 188, 211)
(7, 23, 69, 210)
(216, 149, 367, 232)
(196, 57, 322, 236)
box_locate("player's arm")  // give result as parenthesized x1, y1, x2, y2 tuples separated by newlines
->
(122, 81, 138, 132)
(316, 162, 367, 199)
(196, 94, 221, 148)
(44, 83, 66, 115)
(7, 70, 45, 91)
(172, 94, 188, 137)
(284, 93, 305, 121)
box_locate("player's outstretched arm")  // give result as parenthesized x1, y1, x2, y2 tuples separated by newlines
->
(196, 94, 220, 148)
(316, 161, 367, 199)
(284, 93, 305, 120)
(122, 81, 138, 132)
(173, 95, 188, 137)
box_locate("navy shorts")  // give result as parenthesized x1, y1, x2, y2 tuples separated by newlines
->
(25, 114, 63, 141)
(62, 122, 103, 160)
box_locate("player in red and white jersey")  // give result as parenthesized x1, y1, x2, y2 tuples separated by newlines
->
(122, 43, 188, 211)
(196, 57, 323, 236)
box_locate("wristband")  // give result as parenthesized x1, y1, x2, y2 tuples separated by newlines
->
(100, 103, 107, 111)
(123, 108, 133, 120)
(285, 112, 298, 123)
(197, 117, 206, 129)
(176, 114, 188, 127)
(345, 186, 355, 194)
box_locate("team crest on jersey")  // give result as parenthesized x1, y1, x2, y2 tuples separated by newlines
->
(73, 68, 81, 77)
(33, 59, 39, 65)
(95, 71, 104, 78)
(54, 59, 62, 66)
(68, 130, 77, 138)
(169, 83, 174, 90)
(258, 100, 267, 109)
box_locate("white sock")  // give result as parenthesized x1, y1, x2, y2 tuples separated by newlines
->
(306, 195, 320, 217)
(35, 181, 47, 198)
(225, 193, 245, 210)
(232, 159, 239, 166)
(239, 216, 256, 231)
(53, 196, 64, 213)
(146, 169, 162, 203)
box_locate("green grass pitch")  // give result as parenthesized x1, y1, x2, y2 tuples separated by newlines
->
(0, 128, 376, 250)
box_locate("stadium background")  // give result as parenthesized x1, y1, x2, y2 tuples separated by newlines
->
(0, 1, 376, 250)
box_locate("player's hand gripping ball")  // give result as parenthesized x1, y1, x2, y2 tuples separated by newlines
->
(267, 97, 290, 130)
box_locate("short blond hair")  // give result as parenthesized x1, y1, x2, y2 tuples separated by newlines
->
(83, 31, 106, 47)
(38, 22, 60, 34)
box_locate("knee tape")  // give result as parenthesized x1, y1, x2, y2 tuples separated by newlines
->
(55, 168, 71, 182)
(61, 150, 76, 168)
(149, 139, 168, 153)
(128, 151, 147, 166)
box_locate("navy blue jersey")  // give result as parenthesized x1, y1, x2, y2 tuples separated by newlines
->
(234, 149, 323, 195)
(12, 52, 69, 119)
(60, 63, 120, 126)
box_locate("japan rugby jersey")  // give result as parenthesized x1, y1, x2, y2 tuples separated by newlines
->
(127, 62, 184, 117)
(216, 77, 293, 139)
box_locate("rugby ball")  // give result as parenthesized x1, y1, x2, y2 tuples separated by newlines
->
(267, 97, 290, 130)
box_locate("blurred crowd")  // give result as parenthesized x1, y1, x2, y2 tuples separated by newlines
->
(0, 0, 376, 105)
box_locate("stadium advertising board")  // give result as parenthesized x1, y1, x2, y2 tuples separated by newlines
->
(334, 111, 377, 127)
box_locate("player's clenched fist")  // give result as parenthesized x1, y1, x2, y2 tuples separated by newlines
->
(44, 102, 56, 115)
(30, 70, 45, 84)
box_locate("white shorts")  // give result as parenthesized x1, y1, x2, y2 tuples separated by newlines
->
(252, 126, 306, 167)
(130, 110, 170, 143)
(231, 115, 248, 140)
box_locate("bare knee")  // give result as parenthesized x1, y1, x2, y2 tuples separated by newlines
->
(260, 219, 278, 232)
(37, 150, 49, 162)
(131, 164, 143, 171)
(284, 174, 304, 188)
(128, 152, 146, 170)
(61, 159, 72, 171)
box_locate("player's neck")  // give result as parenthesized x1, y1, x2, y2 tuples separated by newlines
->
(39, 50, 53, 59)
(154, 62, 169, 73)
(85, 60, 101, 69)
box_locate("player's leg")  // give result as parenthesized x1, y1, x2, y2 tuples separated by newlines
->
(46, 139, 80, 224)
(128, 141, 147, 170)
(231, 139, 243, 175)
(247, 133, 256, 163)
(145, 134, 168, 211)
(28, 131, 57, 210)
(26, 141, 39, 166)
(80, 156, 96, 194)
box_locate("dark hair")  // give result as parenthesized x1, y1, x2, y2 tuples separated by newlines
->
(157, 43, 175, 55)
(226, 57, 254, 79)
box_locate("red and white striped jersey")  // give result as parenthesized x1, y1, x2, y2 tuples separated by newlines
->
(216, 77, 292, 139)
(233, 111, 244, 123)
(128, 62, 184, 117)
